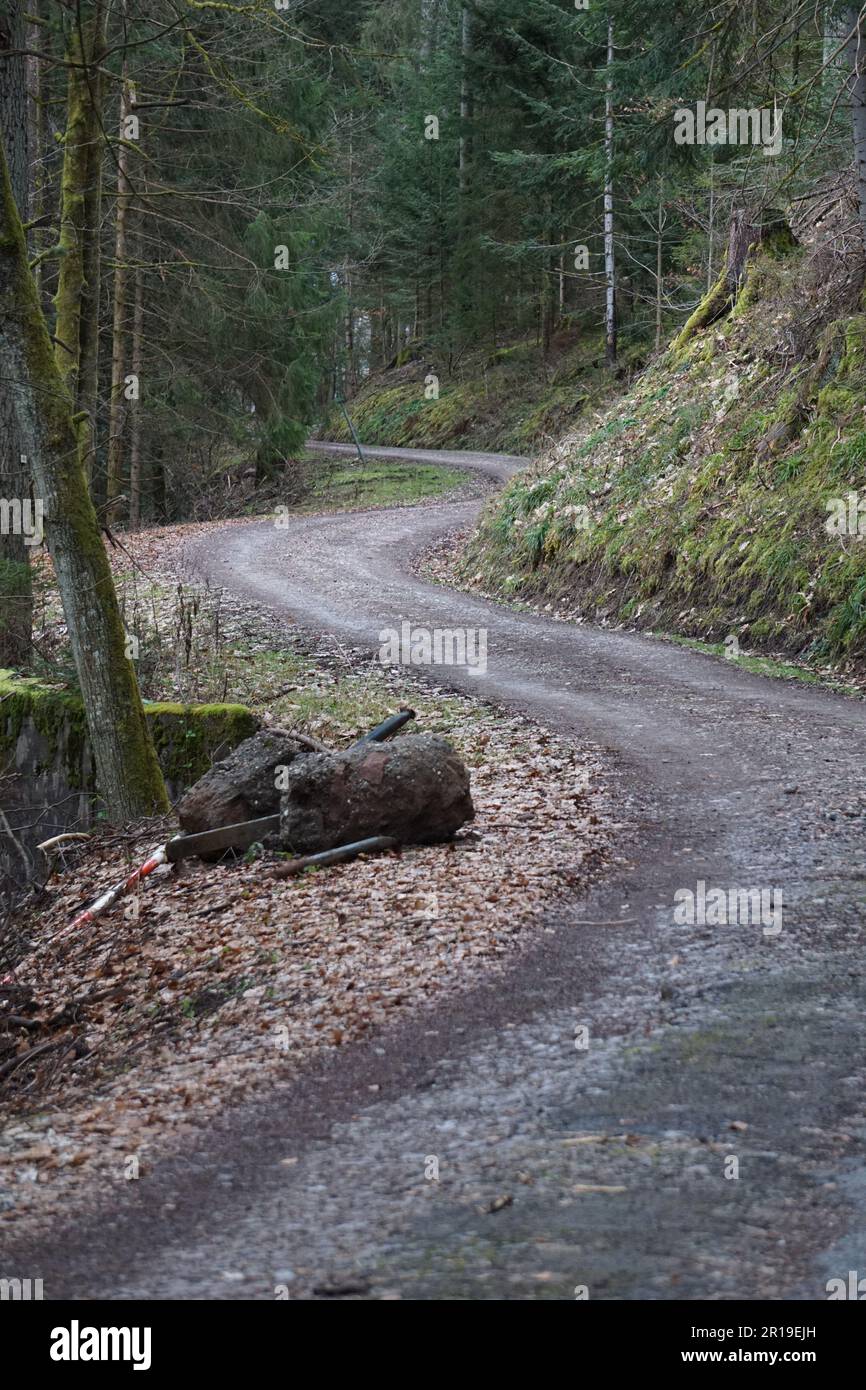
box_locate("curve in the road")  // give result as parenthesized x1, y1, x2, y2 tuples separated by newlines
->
(17, 443, 866, 1301)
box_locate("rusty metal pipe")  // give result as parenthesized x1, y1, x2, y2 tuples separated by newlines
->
(271, 835, 398, 879)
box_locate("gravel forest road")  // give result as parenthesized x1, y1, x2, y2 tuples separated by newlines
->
(24, 443, 866, 1300)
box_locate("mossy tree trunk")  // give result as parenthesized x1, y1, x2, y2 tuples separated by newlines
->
(53, 0, 107, 444)
(0, 0, 34, 667)
(0, 129, 169, 820)
(76, 58, 106, 481)
(105, 67, 133, 522)
(673, 207, 795, 354)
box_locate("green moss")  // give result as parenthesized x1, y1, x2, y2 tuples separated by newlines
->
(0, 671, 257, 795)
(143, 702, 258, 788)
(465, 241, 866, 673)
(302, 458, 464, 509)
(660, 635, 860, 695)
(53, 26, 92, 395)
(321, 327, 637, 456)
(671, 263, 733, 357)
(0, 668, 89, 783)
(2, 103, 170, 819)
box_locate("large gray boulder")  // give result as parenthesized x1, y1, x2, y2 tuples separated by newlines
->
(177, 730, 304, 834)
(279, 734, 474, 853)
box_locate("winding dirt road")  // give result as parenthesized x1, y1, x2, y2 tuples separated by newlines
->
(19, 444, 866, 1300)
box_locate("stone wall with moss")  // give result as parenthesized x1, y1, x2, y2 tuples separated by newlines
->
(0, 670, 258, 899)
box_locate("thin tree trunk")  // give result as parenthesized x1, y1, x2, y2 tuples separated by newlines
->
(344, 116, 355, 392)
(0, 0, 33, 666)
(420, 0, 441, 66)
(76, 111, 105, 482)
(0, 133, 168, 819)
(76, 7, 107, 484)
(541, 198, 554, 356)
(655, 178, 664, 352)
(151, 442, 167, 523)
(375, 276, 385, 369)
(32, 0, 52, 318)
(603, 16, 617, 368)
(127, 253, 144, 529)
(53, 1, 106, 403)
(706, 158, 715, 292)
(844, 7, 866, 242)
(106, 69, 133, 521)
(344, 281, 354, 386)
(458, 3, 473, 196)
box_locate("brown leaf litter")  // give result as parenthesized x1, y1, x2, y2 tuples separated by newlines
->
(1, 521, 616, 1236)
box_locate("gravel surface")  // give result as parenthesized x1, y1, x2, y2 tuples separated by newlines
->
(0, 693, 608, 1239)
(7, 443, 866, 1301)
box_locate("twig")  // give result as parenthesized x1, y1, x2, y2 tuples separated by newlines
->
(572, 918, 638, 927)
(0, 806, 31, 869)
(0, 1036, 68, 1081)
(284, 728, 331, 754)
(36, 832, 91, 852)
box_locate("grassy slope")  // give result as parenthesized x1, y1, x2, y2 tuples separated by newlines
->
(322, 326, 648, 456)
(301, 455, 466, 510)
(461, 242, 866, 669)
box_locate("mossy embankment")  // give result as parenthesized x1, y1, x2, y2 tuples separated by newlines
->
(321, 326, 648, 456)
(461, 237, 866, 669)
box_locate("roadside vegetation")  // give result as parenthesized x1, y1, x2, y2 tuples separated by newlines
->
(450, 217, 866, 673)
(320, 325, 653, 458)
(300, 455, 468, 512)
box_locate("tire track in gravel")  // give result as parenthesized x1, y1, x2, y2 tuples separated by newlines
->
(16, 442, 866, 1300)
